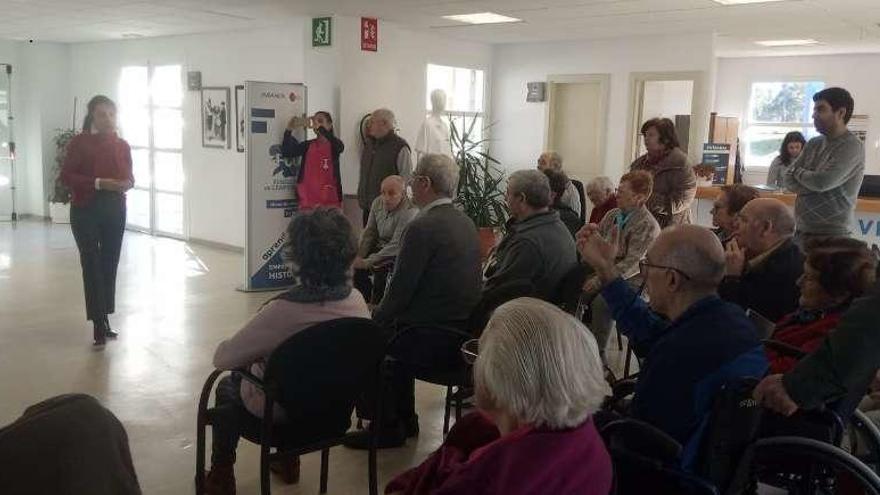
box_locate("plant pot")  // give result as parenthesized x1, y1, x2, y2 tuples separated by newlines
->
(50, 202, 71, 224)
(478, 227, 497, 260)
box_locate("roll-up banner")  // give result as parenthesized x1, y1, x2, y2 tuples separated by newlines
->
(242, 81, 307, 291)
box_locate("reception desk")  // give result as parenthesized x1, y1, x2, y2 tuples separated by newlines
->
(690, 186, 880, 245)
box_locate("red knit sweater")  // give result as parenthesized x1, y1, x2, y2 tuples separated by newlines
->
(766, 311, 843, 374)
(61, 132, 133, 207)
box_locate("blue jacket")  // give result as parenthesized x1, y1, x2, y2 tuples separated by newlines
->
(601, 278, 768, 466)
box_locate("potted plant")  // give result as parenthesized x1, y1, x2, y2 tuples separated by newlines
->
(450, 115, 508, 259)
(48, 128, 76, 223)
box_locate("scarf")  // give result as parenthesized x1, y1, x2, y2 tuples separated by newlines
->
(272, 283, 352, 304)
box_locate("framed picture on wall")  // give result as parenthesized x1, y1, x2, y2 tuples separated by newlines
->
(200, 87, 230, 149)
(234, 85, 245, 153)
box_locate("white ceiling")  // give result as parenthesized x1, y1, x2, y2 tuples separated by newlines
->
(1, 0, 879, 56)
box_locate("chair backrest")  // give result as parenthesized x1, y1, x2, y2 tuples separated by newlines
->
(264, 317, 385, 444)
(571, 179, 587, 224)
(693, 377, 763, 494)
(746, 308, 775, 340)
(552, 264, 590, 314)
(467, 279, 536, 337)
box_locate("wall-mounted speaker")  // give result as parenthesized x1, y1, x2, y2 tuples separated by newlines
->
(187, 71, 202, 91)
(526, 82, 546, 102)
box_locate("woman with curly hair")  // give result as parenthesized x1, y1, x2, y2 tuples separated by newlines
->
(204, 208, 370, 494)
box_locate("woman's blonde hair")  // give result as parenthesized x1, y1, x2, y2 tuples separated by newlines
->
(474, 298, 611, 430)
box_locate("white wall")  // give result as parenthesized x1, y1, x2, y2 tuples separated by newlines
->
(490, 33, 716, 181)
(68, 25, 308, 247)
(715, 54, 880, 175)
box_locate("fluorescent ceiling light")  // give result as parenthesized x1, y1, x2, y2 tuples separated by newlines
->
(442, 12, 521, 25)
(755, 39, 819, 47)
(713, 0, 787, 4)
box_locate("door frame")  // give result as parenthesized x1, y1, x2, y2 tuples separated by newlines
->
(625, 71, 707, 166)
(544, 73, 611, 179)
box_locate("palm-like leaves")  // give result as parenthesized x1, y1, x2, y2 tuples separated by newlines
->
(450, 115, 508, 228)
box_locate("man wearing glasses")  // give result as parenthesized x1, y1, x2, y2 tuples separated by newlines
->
(577, 224, 766, 464)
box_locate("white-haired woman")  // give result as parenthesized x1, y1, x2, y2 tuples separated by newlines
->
(586, 176, 618, 224)
(386, 298, 612, 495)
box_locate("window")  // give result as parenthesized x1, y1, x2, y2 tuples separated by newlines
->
(426, 64, 486, 153)
(744, 81, 824, 168)
(119, 64, 185, 237)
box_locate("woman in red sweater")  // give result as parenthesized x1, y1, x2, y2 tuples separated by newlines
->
(61, 95, 133, 346)
(280, 111, 344, 210)
(766, 237, 876, 374)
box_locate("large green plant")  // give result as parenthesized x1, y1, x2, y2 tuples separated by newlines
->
(450, 115, 508, 229)
(49, 128, 77, 204)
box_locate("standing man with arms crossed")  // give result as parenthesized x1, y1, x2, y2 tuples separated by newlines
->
(784, 87, 864, 245)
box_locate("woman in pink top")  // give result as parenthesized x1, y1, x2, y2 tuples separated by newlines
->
(281, 111, 344, 209)
(387, 298, 613, 495)
(205, 208, 369, 495)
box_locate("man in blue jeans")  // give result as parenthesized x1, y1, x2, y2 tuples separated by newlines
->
(577, 224, 767, 465)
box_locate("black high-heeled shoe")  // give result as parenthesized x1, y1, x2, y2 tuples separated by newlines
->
(93, 320, 107, 346)
(102, 316, 119, 339)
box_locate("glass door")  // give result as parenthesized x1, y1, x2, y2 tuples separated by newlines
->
(119, 64, 185, 237)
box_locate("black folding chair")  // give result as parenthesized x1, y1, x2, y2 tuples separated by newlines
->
(195, 318, 386, 495)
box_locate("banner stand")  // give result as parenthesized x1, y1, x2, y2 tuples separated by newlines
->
(239, 81, 307, 292)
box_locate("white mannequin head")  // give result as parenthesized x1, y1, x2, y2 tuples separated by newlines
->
(430, 89, 447, 114)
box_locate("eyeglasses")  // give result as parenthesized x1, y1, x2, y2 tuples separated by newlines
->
(408, 175, 429, 186)
(460, 339, 479, 365)
(638, 258, 692, 280)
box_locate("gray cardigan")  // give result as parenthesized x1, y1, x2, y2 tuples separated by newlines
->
(358, 197, 418, 268)
(373, 203, 483, 327)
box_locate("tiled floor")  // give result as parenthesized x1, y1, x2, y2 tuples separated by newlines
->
(0, 220, 456, 494)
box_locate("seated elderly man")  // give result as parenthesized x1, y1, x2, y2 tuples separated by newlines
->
(578, 224, 767, 458)
(386, 298, 612, 494)
(719, 198, 804, 323)
(484, 169, 578, 300)
(352, 175, 418, 304)
(350, 154, 483, 449)
(537, 151, 582, 217)
(586, 176, 618, 224)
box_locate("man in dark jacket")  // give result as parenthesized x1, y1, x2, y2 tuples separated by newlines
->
(719, 198, 803, 323)
(358, 108, 412, 226)
(484, 170, 578, 300)
(578, 224, 767, 465)
(755, 282, 880, 416)
(351, 154, 483, 449)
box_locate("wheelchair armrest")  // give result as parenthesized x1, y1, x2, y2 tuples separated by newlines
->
(235, 367, 266, 388)
(601, 418, 683, 464)
(762, 339, 808, 360)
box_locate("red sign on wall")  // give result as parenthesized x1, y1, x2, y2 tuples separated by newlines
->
(361, 17, 378, 52)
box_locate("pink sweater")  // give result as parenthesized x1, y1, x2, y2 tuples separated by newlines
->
(213, 292, 370, 418)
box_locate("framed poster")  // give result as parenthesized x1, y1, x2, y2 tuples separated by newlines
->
(235, 85, 245, 152)
(201, 87, 230, 149)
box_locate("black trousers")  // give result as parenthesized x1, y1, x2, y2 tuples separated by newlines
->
(70, 192, 126, 322)
(209, 373, 256, 465)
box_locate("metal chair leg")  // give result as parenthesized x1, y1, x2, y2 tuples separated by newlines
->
(443, 385, 453, 435)
(195, 369, 223, 495)
(320, 448, 330, 493)
(260, 444, 271, 495)
(623, 340, 634, 379)
(616, 327, 624, 351)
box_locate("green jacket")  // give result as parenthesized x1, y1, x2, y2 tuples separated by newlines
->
(783, 283, 880, 409)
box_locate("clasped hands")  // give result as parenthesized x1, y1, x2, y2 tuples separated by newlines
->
(576, 224, 620, 283)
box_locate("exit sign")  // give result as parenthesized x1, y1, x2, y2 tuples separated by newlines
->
(312, 17, 332, 47)
(361, 17, 378, 52)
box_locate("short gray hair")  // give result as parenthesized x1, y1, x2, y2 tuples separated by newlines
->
(475, 298, 611, 429)
(658, 225, 726, 290)
(508, 169, 551, 208)
(586, 176, 615, 195)
(371, 108, 396, 127)
(416, 153, 459, 198)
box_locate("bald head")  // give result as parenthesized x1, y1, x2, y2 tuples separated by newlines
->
(736, 198, 795, 255)
(537, 152, 563, 172)
(379, 175, 407, 211)
(651, 225, 726, 290)
(742, 198, 795, 236)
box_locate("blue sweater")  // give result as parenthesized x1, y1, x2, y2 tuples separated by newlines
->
(601, 279, 768, 463)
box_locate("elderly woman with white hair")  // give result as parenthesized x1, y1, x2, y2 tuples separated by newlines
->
(537, 151, 583, 217)
(586, 176, 618, 224)
(386, 298, 613, 495)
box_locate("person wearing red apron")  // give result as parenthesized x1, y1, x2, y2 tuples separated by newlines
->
(281, 111, 344, 210)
